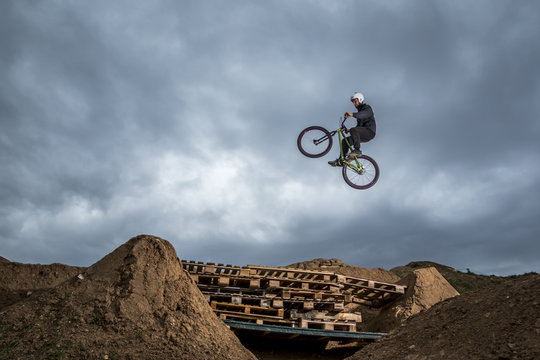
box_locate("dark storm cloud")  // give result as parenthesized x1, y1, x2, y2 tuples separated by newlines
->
(1, 1, 539, 275)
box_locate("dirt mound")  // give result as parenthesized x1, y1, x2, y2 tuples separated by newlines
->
(0, 262, 84, 291)
(347, 274, 540, 360)
(286, 258, 400, 284)
(0, 261, 84, 309)
(0, 256, 9, 263)
(0, 235, 256, 360)
(391, 261, 506, 294)
(368, 267, 459, 332)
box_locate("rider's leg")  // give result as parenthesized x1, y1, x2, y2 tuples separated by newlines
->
(349, 127, 375, 156)
(328, 135, 353, 167)
(328, 138, 350, 167)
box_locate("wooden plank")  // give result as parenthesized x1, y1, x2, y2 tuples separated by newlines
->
(211, 301, 284, 318)
(336, 313, 362, 322)
(204, 262, 215, 273)
(217, 312, 294, 326)
(249, 279, 260, 289)
(299, 319, 357, 332)
(246, 265, 337, 281)
(290, 310, 362, 323)
(239, 268, 251, 276)
(290, 309, 327, 320)
(231, 296, 242, 305)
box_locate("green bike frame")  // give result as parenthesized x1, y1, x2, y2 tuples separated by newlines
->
(336, 127, 364, 173)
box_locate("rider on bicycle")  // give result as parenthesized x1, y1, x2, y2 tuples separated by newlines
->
(328, 92, 376, 167)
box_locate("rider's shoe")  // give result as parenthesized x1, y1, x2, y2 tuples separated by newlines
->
(328, 159, 343, 167)
(348, 149, 362, 158)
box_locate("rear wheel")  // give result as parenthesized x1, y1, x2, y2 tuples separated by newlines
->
(342, 155, 379, 189)
(297, 126, 333, 158)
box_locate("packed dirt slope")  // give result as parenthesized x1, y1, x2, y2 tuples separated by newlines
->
(391, 261, 506, 294)
(0, 235, 256, 360)
(346, 273, 540, 360)
(0, 261, 84, 310)
(367, 267, 460, 333)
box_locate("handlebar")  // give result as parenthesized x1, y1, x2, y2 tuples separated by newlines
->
(340, 117, 349, 131)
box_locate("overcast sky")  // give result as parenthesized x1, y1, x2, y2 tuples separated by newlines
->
(1, 0, 539, 276)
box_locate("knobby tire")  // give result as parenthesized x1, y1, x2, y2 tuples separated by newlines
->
(297, 126, 333, 158)
(342, 155, 379, 190)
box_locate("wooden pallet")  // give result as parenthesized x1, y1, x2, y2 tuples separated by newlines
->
(195, 283, 266, 296)
(197, 284, 356, 307)
(298, 318, 357, 332)
(262, 277, 342, 292)
(184, 260, 405, 289)
(189, 273, 259, 289)
(281, 289, 352, 302)
(182, 261, 338, 281)
(290, 309, 362, 323)
(351, 290, 405, 307)
(194, 273, 390, 307)
(340, 276, 406, 294)
(246, 265, 337, 282)
(205, 292, 275, 307)
(184, 260, 406, 309)
(182, 261, 256, 277)
(203, 291, 344, 311)
(181, 259, 412, 339)
(190, 272, 343, 293)
(211, 301, 284, 318)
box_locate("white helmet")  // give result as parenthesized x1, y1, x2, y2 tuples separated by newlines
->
(350, 92, 364, 103)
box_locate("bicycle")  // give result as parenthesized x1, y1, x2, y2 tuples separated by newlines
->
(297, 118, 380, 190)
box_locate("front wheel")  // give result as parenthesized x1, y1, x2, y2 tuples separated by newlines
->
(342, 155, 380, 190)
(297, 126, 333, 158)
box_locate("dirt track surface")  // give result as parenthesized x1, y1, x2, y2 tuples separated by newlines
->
(347, 274, 540, 360)
(0, 235, 256, 360)
(367, 266, 460, 333)
(0, 261, 84, 310)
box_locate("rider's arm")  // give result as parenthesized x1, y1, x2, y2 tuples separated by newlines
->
(353, 105, 374, 122)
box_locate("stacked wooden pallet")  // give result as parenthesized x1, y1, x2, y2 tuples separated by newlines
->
(182, 260, 406, 332)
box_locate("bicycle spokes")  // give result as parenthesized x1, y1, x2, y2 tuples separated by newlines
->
(342, 155, 379, 190)
(318, 135, 331, 145)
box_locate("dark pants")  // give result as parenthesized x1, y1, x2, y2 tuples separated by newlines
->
(342, 127, 375, 155)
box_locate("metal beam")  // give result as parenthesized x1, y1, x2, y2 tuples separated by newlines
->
(224, 320, 385, 341)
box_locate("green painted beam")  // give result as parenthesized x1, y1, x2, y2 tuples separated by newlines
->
(224, 320, 386, 341)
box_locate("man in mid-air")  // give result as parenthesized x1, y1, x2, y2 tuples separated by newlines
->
(328, 92, 376, 167)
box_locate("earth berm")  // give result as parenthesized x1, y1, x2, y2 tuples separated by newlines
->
(1, 235, 538, 359)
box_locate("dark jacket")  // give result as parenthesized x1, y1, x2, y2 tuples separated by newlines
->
(353, 103, 376, 135)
